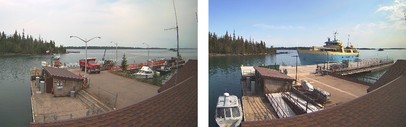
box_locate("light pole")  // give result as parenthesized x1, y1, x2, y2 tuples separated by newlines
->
(292, 55, 299, 85)
(142, 42, 150, 61)
(70, 36, 101, 77)
(111, 41, 118, 63)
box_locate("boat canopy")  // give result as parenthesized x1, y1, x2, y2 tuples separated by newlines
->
(140, 66, 153, 72)
(217, 93, 239, 108)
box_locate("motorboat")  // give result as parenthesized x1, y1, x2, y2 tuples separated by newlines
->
(155, 65, 172, 75)
(215, 92, 243, 127)
(53, 54, 60, 60)
(133, 66, 154, 78)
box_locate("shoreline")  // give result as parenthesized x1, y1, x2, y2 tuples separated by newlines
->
(0, 53, 66, 56)
(209, 53, 272, 56)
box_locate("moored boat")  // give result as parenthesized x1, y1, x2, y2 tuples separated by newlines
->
(133, 66, 154, 78)
(297, 32, 359, 65)
(53, 54, 60, 60)
(215, 92, 243, 127)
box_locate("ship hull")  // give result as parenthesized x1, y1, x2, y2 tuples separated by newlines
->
(297, 49, 359, 65)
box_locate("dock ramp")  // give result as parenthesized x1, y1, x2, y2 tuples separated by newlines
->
(282, 92, 322, 113)
(266, 93, 296, 118)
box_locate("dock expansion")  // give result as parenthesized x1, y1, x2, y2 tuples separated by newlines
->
(240, 60, 391, 123)
(30, 67, 159, 123)
(326, 59, 394, 76)
(280, 64, 369, 107)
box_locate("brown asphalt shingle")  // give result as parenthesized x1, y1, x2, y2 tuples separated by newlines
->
(368, 59, 406, 92)
(31, 60, 197, 127)
(158, 60, 197, 93)
(243, 60, 406, 127)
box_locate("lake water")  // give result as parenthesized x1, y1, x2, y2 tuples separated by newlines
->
(0, 49, 196, 127)
(208, 49, 406, 127)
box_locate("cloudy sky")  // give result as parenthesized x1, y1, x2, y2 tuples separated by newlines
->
(210, 0, 406, 48)
(0, 0, 197, 48)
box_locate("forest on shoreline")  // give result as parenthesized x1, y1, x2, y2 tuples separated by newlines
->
(209, 31, 276, 55)
(0, 30, 65, 55)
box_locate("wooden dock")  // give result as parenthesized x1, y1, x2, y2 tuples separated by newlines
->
(242, 96, 277, 121)
(241, 79, 278, 121)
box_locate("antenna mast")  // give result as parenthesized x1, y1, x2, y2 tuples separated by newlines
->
(165, 0, 180, 58)
(347, 34, 350, 47)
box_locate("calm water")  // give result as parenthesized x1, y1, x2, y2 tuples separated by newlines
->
(0, 49, 196, 127)
(208, 49, 406, 127)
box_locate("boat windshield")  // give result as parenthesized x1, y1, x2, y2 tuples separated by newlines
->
(216, 108, 225, 118)
(232, 107, 240, 117)
(225, 108, 231, 117)
(217, 107, 240, 118)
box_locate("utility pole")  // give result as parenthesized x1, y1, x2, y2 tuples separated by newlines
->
(70, 36, 101, 77)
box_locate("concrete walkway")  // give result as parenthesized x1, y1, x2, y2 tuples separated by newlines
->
(69, 69, 159, 109)
(30, 81, 88, 122)
(280, 65, 369, 108)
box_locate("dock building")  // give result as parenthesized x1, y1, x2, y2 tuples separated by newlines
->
(42, 67, 84, 96)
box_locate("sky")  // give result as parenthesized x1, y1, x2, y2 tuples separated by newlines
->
(0, 0, 197, 48)
(210, 0, 406, 48)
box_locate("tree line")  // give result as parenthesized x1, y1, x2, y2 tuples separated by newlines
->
(209, 31, 276, 55)
(65, 46, 166, 50)
(0, 30, 66, 55)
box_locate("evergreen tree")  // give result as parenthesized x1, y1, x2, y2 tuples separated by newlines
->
(0, 30, 65, 54)
(121, 53, 128, 71)
(208, 31, 276, 55)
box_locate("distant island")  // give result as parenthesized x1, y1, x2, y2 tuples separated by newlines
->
(0, 30, 66, 55)
(209, 31, 276, 56)
(65, 46, 196, 50)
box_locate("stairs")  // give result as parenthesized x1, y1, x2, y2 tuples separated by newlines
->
(77, 90, 114, 115)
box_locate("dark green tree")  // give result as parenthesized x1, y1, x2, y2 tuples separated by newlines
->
(121, 53, 128, 71)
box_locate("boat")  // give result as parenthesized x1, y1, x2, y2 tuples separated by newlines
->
(133, 66, 154, 78)
(215, 92, 243, 127)
(155, 65, 172, 75)
(378, 48, 384, 51)
(169, 48, 178, 52)
(53, 54, 60, 60)
(297, 32, 359, 65)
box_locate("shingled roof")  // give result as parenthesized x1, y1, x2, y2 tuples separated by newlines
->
(243, 60, 406, 127)
(367, 59, 406, 92)
(43, 67, 83, 81)
(31, 60, 197, 127)
(254, 66, 295, 81)
(158, 60, 197, 92)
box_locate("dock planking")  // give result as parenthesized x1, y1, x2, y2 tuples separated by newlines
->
(242, 96, 277, 121)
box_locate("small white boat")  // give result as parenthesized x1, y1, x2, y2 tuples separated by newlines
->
(53, 54, 60, 60)
(133, 66, 154, 78)
(215, 92, 243, 127)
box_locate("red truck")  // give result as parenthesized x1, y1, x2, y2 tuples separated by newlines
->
(79, 58, 101, 74)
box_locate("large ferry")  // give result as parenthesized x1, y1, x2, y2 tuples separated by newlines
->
(297, 32, 359, 65)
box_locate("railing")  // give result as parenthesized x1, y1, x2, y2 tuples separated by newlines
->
(266, 93, 289, 118)
(34, 109, 88, 122)
(95, 87, 118, 109)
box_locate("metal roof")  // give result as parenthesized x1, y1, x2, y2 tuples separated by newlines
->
(254, 66, 295, 81)
(43, 67, 83, 81)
